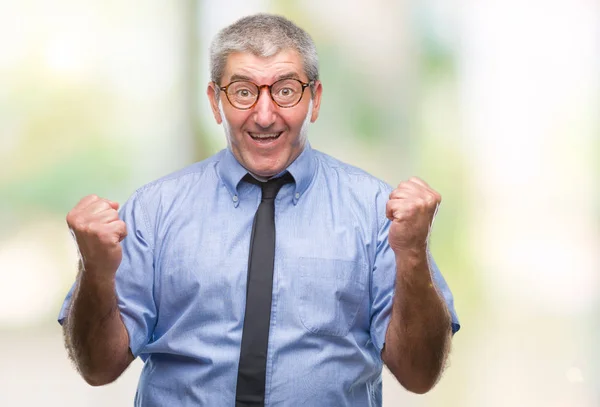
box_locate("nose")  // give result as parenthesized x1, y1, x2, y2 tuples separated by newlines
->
(252, 87, 277, 128)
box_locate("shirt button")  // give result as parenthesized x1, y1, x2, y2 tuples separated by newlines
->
(232, 195, 238, 202)
(295, 193, 300, 199)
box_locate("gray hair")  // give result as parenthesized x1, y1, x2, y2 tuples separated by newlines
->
(210, 14, 319, 91)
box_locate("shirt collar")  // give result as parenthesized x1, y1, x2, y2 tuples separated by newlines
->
(285, 142, 316, 204)
(217, 142, 316, 206)
(217, 148, 249, 205)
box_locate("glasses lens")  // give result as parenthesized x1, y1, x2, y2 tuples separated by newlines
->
(227, 81, 258, 108)
(271, 79, 304, 107)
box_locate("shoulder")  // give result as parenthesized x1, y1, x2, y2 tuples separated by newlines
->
(312, 149, 393, 195)
(311, 149, 394, 228)
(121, 151, 225, 217)
(134, 150, 224, 198)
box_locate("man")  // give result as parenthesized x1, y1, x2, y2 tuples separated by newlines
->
(59, 13, 459, 407)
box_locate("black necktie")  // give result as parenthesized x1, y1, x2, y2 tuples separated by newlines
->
(235, 172, 294, 407)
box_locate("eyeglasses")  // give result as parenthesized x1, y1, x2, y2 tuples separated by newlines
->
(218, 78, 313, 110)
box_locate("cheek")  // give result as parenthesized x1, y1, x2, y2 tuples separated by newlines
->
(283, 111, 308, 132)
(224, 113, 250, 137)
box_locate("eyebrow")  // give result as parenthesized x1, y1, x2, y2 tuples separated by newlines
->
(274, 72, 302, 81)
(229, 74, 253, 82)
(228, 72, 303, 84)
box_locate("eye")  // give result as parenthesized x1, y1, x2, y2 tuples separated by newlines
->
(237, 89, 252, 98)
(228, 82, 257, 100)
(278, 87, 294, 97)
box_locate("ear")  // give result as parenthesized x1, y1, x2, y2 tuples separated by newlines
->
(207, 82, 223, 124)
(310, 81, 323, 123)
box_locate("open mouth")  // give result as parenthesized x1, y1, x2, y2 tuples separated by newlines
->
(248, 132, 282, 141)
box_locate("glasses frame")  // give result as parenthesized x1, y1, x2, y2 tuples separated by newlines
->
(218, 78, 314, 110)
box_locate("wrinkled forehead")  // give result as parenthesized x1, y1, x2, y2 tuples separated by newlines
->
(221, 49, 308, 85)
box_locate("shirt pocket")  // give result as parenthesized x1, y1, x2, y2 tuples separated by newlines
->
(296, 257, 368, 337)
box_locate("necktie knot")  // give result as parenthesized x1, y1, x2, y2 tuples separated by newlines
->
(244, 172, 294, 201)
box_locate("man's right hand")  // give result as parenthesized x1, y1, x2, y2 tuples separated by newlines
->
(66, 195, 127, 276)
(63, 195, 134, 386)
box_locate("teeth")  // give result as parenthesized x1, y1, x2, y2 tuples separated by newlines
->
(249, 132, 280, 139)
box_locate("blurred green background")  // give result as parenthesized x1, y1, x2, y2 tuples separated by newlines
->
(1, 0, 598, 406)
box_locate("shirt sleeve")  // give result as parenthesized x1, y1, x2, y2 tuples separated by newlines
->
(369, 186, 461, 354)
(56, 191, 157, 359)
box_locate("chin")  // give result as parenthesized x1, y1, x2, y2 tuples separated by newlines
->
(246, 153, 289, 177)
(252, 165, 283, 178)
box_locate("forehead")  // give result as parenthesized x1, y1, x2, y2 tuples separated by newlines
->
(222, 49, 306, 83)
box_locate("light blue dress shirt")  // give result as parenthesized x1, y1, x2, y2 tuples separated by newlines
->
(59, 143, 459, 406)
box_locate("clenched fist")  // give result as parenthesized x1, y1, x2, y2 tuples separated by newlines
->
(66, 195, 127, 275)
(386, 177, 441, 253)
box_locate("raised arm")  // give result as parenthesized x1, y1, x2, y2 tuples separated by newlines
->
(381, 177, 452, 394)
(62, 195, 134, 386)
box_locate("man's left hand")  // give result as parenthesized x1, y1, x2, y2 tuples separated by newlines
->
(386, 177, 441, 254)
